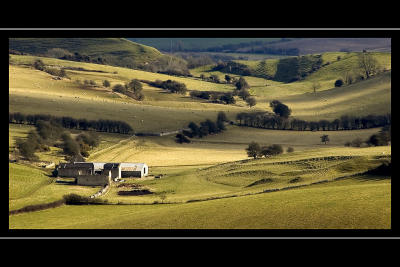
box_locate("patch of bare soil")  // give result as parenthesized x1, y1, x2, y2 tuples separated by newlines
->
(117, 183, 153, 196)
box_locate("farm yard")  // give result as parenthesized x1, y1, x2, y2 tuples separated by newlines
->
(8, 38, 391, 231)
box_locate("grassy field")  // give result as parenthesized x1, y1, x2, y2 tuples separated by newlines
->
(190, 52, 391, 119)
(9, 121, 390, 206)
(9, 55, 245, 132)
(9, 163, 100, 211)
(9, 175, 390, 229)
(8, 47, 391, 230)
(8, 122, 391, 228)
(10, 53, 391, 130)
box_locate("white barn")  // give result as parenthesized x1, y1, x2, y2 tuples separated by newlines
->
(120, 163, 149, 178)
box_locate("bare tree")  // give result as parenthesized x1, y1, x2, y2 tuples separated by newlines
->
(358, 52, 379, 79)
(343, 70, 354, 85)
(312, 82, 321, 94)
(159, 192, 167, 203)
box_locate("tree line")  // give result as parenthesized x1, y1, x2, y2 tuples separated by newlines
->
(33, 59, 69, 79)
(189, 91, 235, 104)
(140, 79, 188, 94)
(175, 112, 229, 143)
(236, 112, 391, 131)
(15, 119, 100, 162)
(9, 113, 134, 134)
(191, 76, 257, 107)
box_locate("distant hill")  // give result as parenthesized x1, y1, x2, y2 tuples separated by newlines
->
(126, 38, 284, 52)
(9, 38, 164, 67)
(127, 38, 391, 55)
(234, 51, 391, 82)
(236, 38, 391, 55)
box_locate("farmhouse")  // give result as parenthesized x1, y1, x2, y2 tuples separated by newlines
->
(56, 162, 149, 186)
(57, 162, 94, 177)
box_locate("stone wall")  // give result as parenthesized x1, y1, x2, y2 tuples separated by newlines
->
(58, 167, 92, 178)
(76, 175, 111, 186)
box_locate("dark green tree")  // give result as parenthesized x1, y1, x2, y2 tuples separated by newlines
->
(246, 141, 261, 159)
(270, 100, 291, 118)
(320, 134, 330, 144)
(235, 77, 250, 91)
(225, 75, 232, 83)
(334, 79, 344, 87)
(188, 122, 200, 137)
(103, 80, 111, 87)
(246, 97, 257, 108)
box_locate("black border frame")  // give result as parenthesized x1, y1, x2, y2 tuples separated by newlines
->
(4, 28, 397, 239)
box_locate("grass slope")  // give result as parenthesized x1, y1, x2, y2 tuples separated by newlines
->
(190, 52, 391, 119)
(9, 176, 390, 229)
(9, 163, 99, 211)
(9, 55, 240, 133)
(9, 123, 391, 228)
(9, 38, 163, 65)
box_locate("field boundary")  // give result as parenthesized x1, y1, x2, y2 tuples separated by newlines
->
(9, 199, 65, 216)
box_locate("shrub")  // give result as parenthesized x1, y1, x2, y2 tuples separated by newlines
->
(287, 147, 294, 153)
(33, 59, 45, 71)
(320, 134, 330, 144)
(113, 84, 126, 93)
(238, 89, 250, 100)
(350, 138, 363, 147)
(289, 177, 302, 183)
(334, 79, 344, 87)
(16, 138, 39, 161)
(246, 97, 257, 108)
(260, 144, 284, 157)
(235, 77, 250, 90)
(127, 79, 143, 94)
(103, 80, 111, 87)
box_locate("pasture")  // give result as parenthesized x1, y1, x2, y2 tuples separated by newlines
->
(8, 48, 391, 230)
(9, 175, 390, 229)
(10, 53, 391, 130)
(9, 163, 100, 211)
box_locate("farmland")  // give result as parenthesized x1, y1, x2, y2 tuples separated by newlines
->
(8, 39, 391, 231)
(9, 174, 390, 229)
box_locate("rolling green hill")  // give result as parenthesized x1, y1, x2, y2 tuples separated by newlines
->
(234, 52, 391, 82)
(8, 46, 391, 230)
(9, 53, 391, 132)
(9, 144, 391, 229)
(9, 38, 164, 66)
